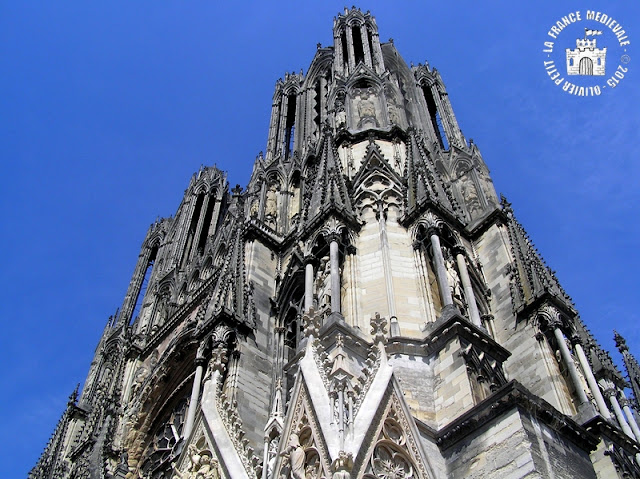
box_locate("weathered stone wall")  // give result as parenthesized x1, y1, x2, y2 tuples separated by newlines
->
(475, 223, 576, 415)
(443, 407, 596, 479)
(433, 337, 475, 427)
(521, 413, 596, 478)
(390, 354, 436, 425)
(239, 239, 278, 449)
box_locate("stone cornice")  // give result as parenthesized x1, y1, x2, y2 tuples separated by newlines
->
(465, 206, 507, 239)
(582, 415, 640, 453)
(422, 312, 511, 362)
(435, 380, 599, 452)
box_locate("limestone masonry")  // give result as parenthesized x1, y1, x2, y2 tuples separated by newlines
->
(31, 8, 640, 479)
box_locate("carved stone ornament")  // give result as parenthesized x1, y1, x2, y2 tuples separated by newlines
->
(361, 394, 429, 479)
(302, 307, 322, 339)
(171, 432, 221, 479)
(276, 387, 331, 479)
(370, 313, 388, 344)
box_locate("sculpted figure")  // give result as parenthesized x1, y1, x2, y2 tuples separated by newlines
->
(388, 101, 401, 125)
(265, 184, 278, 218)
(315, 256, 332, 309)
(250, 198, 259, 218)
(460, 177, 481, 216)
(282, 434, 305, 479)
(358, 92, 375, 119)
(357, 90, 379, 129)
(266, 438, 279, 479)
(335, 99, 347, 128)
(445, 255, 462, 302)
(172, 449, 220, 479)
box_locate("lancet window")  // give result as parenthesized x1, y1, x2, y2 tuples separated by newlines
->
(131, 245, 158, 325)
(274, 270, 305, 401)
(196, 195, 215, 255)
(352, 25, 365, 64)
(341, 31, 349, 69)
(284, 94, 297, 160)
(421, 83, 448, 150)
(181, 193, 205, 268)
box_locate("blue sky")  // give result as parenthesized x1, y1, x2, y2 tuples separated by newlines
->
(1, 1, 639, 476)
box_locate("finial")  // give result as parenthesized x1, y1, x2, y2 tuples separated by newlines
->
(68, 384, 80, 405)
(370, 313, 388, 344)
(302, 307, 321, 338)
(614, 331, 629, 352)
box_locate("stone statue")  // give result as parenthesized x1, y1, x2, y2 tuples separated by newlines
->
(286, 434, 306, 479)
(266, 438, 279, 479)
(250, 198, 259, 218)
(445, 255, 462, 302)
(171, 447, 220, 479)
(358, 94, 375, 118)
(387, 101, 401, 125)
(331, 451, 353, 479)
(460, 177, 481, 216)
(335, 99, 347, 128)
(357, 90, 378, 128)
(265, 184, 278, 219)
(315, 256, 332, 309)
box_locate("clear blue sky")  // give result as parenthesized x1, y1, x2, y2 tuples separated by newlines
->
(1, 2, 638, 477)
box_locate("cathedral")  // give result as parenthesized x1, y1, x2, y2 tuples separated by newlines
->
(31, 8, 640, 479)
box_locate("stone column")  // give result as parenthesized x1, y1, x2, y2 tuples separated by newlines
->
(183, 347, 207, 439)
(571, 338, 611, 419)
(606, 387, 635, 439)
(453, 247, 481, 327)
(261, 437, 270, 479)
(345, 25, 355, 73)
(304, 258, 314, 312)
(361, 27, 372, 66)
(428, 228, 453, 307)
(334, 33, 344, 75)
(550, 324, 589, 405)
(620, 392, 640, 441)
(329, 236, 341, 313)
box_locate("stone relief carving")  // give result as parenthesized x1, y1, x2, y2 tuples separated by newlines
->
(276, 388, 331, 479)
(280, 434, 305, 479)
(266, 438, 280, 479)
(265, 183, 278, 223)
(355, 88, 379, 129)
(444, 253, 463, 306)
(314, 256, 332, 310)
(335, 92, 347, 128)
(458, 176, 482, 216)
(172, 442, 221, 479)
(362, 396, 427, 479)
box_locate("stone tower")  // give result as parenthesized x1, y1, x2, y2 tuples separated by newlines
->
(31, 8, 640, 479)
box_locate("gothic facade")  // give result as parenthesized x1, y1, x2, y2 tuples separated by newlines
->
(31, 8, 640, 479)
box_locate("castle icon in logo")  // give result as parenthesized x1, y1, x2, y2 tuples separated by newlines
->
(566, 29, 606, 75)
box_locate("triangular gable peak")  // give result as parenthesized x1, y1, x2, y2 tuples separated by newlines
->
(268, 312, 437, 479)
(355, 378, 437, 479)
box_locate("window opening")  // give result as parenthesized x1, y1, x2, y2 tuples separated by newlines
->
(352, 25, 365, 64)
(196, 196, 215, 255)
(180, 193, 205, 267)
(314, 80, 322, 133)
(422, 85, 449, 150)
(284, 94, 297, 160)
(341, 31, 349, 68)
(131, 246, 158, 324)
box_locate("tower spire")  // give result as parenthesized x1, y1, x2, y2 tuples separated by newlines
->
(615, 331, 640, 409)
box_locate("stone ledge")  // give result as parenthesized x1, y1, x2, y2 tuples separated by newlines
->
(582, 415, 640, 454)
(433, 380, 599, 452)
